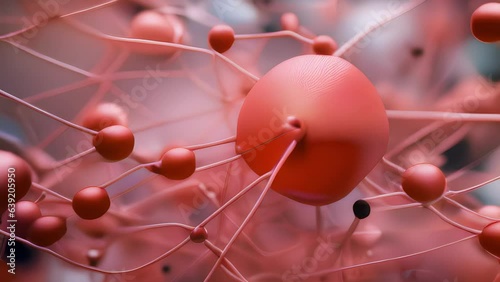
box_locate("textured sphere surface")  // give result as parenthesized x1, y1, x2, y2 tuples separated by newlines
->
(236, 55, 389, 206)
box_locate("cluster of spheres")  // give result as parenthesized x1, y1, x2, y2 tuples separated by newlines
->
(0, 0, 500, 281)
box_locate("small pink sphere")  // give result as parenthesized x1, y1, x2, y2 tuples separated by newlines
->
(280, 12, 300, 31)
(401, 163, 446, 204)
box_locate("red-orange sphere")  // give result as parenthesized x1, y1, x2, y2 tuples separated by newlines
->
(14, 201, 41, 238)
(0, 151, 32, 213)
(158, 148, 196, 180)
(235, 55, 389, 206)
(93, 125, 135, 161)
(208, 25, 235, 53)
(28, 216, 67, 247)
(479, 221, 500, 257)
(402, 163, 446, 204)
(72, 187, 111, 220)
(471, 3, 500, 43)
(313, 35, 337, 55)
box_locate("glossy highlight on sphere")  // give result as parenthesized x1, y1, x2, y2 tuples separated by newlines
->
(72, 187, 111, 220)
(236, 55, 389, 206)
(0, 150, 32, 213)
(402, 163, 446, 204)
(28, 216, 67, 247)
(93, 125, 135, 161)
(471, 2, 500, 43)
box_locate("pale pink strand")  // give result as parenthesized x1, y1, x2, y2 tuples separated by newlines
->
(363, 192, 408, 202)
(132, 107, 224, 133)
(382, 157, 406, 173)
(64, 18, 260, 82)
(334, 0, 428, 57)
(235, 30, 314, 45)
(100, 162, 158, 188)
(185, 135, 236, 151)
(6, 41, 96, 77)
(444, 197, 498, 222)
(385, 120, 445, 159)
(431, 124, 471, 156)
(116, 222, 193, 233)
(0, 89, 97, 135)
(446, 175, 500, 197)
(373, 203, 422, 212)
(362, 177, 391, 194)
(123, 179, 202, 212)
(197, 171, 272, 227)
(220, 214, 301, 257)
(110, 174, 158, 200)
(0, 230, 191, 275)
(386, 110, 500, 122)
(446, 145, 500, 182)
(204, 140, 298, 282)
(331, 218, 360, 268)
(31, 183, 72, 202)
(204, 240, 248, 281)
(309, 235, 476, 277)
(427, 206, 481, 234)
(196, 155, 242, 172)
(48, 147, 96, 170)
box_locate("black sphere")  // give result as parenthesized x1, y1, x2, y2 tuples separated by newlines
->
(353, 200, 371, 219)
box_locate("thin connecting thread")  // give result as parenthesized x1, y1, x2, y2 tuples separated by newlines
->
(204, 140, 298, 281)
(334, 0, 428, 57)
(0, 89, 97, 135)
(309, 235, 476, 277)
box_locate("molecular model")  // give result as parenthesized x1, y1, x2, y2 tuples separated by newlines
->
(0, 0, 500, 281)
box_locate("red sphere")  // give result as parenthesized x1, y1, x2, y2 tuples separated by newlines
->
(190, 226, 208, 243)
(72, 187, 111, 220)
(158, 148, 196, 180)
(471, 3, 500, 43)
(479, 221, 500, 257)
(235, 55, 389, 206)
(312, 35, 337, 55)
(0, 151, 32, 213)
(93, 125, 135, 161)
(208, 25, 235, 53)
(28, 216, 67, 247)
(401, 163, 446, 204)
(15, 201, 41, 238)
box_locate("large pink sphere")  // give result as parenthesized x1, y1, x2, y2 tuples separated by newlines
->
(236, 55, 389, 206)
